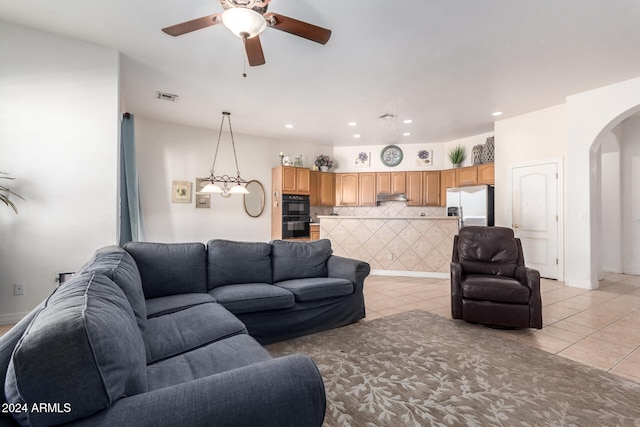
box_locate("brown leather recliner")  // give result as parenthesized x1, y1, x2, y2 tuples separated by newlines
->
(450, 226, 542, 329)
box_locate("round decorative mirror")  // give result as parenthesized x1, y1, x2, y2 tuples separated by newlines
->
(243, 180, 265, 218)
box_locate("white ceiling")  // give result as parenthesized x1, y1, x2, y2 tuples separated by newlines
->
(2, 0, 640, 146)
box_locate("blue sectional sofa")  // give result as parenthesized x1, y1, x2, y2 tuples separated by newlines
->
(0, 239, 370, 427)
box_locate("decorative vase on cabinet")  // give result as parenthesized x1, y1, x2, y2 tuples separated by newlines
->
(320, 166, 329, 172)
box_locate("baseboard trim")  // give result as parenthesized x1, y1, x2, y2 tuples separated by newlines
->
(0, 312, 28, 326)
(566, 279, 598, 290)
(370, 270, 449, 279)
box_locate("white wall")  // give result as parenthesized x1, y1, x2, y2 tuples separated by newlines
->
(620, 116, 640, 275)
(493, 104, 567, 227)
(332, 132, 493, 173)
(0, 22, 120, 322)
(135, 116, 332, 243)
(600, 129, 622, 273)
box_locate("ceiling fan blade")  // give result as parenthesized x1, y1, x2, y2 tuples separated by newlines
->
(162, 14, 222, 36)
(245, 35, 266, 66)
(264, 13, 331, 45)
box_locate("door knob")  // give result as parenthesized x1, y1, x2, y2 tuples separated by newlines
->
(513, 224, 520, 229)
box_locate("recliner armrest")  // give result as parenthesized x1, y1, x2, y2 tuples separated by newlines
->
(450, 262, 463, 319)
(66, 355, 326, 427)
(515, 266, 540, 291)
(327, 255, 370, 293)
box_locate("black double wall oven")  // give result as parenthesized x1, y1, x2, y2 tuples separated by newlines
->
(282, 194, 310, 239)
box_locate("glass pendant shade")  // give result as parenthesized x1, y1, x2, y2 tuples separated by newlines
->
(201, 183, 223, 193)
(229, 184, 250, 194)
(221, 8, 267, 38)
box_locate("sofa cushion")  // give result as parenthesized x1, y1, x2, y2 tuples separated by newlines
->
(209, 284, 295, 314)
(124, 242, 208, 298)
(144, 303, 247, 364)
(5, 272, 146, 427)
(275, 278, 354, 302)
(462, 275, 531, 304)
(82, 245, 147, 331)
(207, 240, 272, 289)
(146, 293, 217, 318)
(146, 334, 272, 391)
(271, 239, 332, 283)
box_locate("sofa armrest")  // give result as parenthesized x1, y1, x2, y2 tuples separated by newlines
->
(66, 354, 325, 427)
(327, 255, 370, 293)
(450, 262, 463, 319)
(515, 265, 543, 328)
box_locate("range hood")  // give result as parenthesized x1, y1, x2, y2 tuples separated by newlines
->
(376, 193, 407, 203)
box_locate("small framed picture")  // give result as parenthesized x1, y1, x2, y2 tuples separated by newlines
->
(354, 151, 370, 168)
(172, 180, 192, 203)
(195, 193, 211, 208)
(195, 177, 209, 193)
(416, 149, 433, 166)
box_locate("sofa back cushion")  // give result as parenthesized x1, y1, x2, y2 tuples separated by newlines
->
(82, 245, 147, 331)
(5, 272, 147, 426)
(271, 239, 332, 283)
(458, 226, 519, 277)
(124, 242, 207, 298)
(207, 240, 272, 289)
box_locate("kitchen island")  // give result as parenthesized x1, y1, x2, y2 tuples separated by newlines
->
(318, 216, 459, 277)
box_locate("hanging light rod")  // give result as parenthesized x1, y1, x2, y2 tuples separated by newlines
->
(200, 112, 250, 197)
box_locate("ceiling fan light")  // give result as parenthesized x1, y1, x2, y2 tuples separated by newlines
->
(221, 8, 267, 38)
(229, 184, 250, 194)
(201, 183, 223, 193)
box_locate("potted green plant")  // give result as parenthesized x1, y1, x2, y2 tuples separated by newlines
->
(448, 145, 466, 168)
(1, 172, 25, 214)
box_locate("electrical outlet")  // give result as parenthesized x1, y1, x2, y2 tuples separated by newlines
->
(14, 284, 24, 296)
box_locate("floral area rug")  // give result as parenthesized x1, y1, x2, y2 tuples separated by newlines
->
(266, 310, 640, 427)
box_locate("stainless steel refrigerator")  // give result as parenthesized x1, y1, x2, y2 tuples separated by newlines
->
(446, 185, 494, 229)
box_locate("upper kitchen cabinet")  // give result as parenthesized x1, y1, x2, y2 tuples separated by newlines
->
(310, 171, 335, 206)
(376, 172, 406, 195)
(279, 166, 310, 195)
(406, 172, 423, 206)
(358, 173, 377, 206)
(455, 166, 478, 187)
(440, 169, 456, 206)
(335, 173, 359, 206)
(422, 171, 441, 206)
(477, 163, 495, 185)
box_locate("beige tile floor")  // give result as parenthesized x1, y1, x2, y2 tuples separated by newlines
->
(363, 273, 640, 384)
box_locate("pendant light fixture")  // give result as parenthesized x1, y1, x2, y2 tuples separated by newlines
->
(200, 112, 250, 197)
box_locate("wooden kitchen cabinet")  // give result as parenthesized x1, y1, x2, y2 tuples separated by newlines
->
(406, 172, 423, 206)
(455, 166, 478, 187)
(440, 169, 456, 206)
(310, 171, 335, 206)
(477, 163, 495, 185)
(280, 166, 310, 195)
(335, 173, 359, 206)
(359, 173, 377, 206)
(422, 171, 441, 206)
(310, 224, 320, 241)
(376, 172, 406, 194)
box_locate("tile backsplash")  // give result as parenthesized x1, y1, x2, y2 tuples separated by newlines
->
(334, 202, 446, 218)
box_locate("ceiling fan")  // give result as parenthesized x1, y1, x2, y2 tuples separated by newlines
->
(162, 0, 332, 67)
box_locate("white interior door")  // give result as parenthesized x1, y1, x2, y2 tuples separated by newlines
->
(511, 162, 559, 279)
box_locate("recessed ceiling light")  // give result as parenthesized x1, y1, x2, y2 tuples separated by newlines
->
(348, 122, 357, 127)
(353, 134, 361, 138)
(403, 119, 413, 124)
(403, 132, 411, 136)
(285, 124, 294, 129)
(492, 111, 503, 117)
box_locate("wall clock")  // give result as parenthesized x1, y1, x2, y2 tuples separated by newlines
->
(380, 145, 403, 167)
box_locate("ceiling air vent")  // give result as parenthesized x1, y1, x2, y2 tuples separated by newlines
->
(156, 91, 179, 102)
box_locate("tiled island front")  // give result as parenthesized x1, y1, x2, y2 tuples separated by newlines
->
(318, 216, 459, 277)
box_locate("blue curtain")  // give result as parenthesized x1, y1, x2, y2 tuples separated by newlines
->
(119, 113, 141, 246)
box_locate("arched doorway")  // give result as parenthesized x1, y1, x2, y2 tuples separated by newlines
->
(566, 76, 640, 289)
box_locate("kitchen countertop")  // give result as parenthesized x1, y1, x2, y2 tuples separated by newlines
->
(317, 215, 457, 220)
